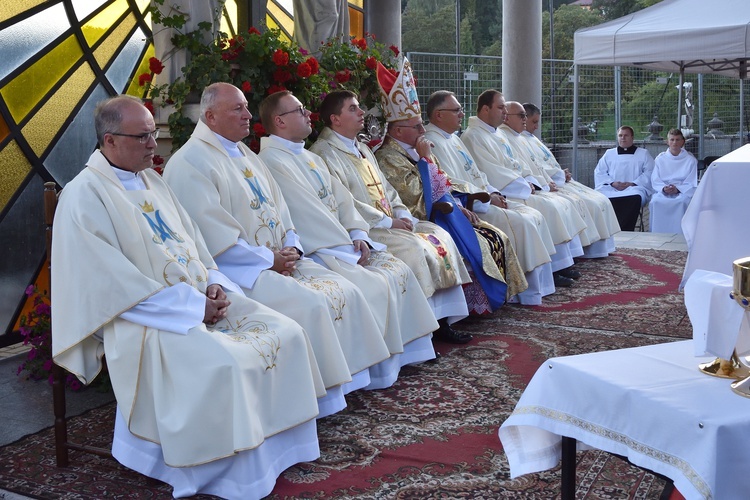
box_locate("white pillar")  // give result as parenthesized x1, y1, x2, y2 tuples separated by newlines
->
(365, 0, 401, 51)
(501, 0, 542, 107)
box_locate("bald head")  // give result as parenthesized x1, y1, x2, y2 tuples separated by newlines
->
(503, 101, 527, 133)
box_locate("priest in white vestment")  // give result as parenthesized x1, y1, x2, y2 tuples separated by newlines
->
(522, 102, 620, 258)
(52, 95, 323, 500)
(164, 83, 391, 401)
(594, 125, 655, 231)
(257, 90, 439, 384)
(425, 90, 556, 305)
(461, 90, 586, 287)
(309, 90, 473, 343)
(649, 128, 697, 235)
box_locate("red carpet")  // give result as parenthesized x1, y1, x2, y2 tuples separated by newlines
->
(0, 248, 689, 499)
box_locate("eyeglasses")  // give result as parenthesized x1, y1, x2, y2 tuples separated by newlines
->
(111, 129, 160, 143)
(507, 113, 527, 119)
(438, 107, 464, 114)
(396, 123, 425, 131)
(278, 106, 307, 117)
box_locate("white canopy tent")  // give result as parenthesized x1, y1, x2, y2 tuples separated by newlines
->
(571, 0, 750, 174)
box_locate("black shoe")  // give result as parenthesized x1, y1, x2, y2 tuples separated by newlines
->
(559, 267, 582, 280)
(427, 350, 442, 364)
(433, 324, 473, 344)
(553, 272, 575, 287)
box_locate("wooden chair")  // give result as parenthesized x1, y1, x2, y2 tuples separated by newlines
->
(45, 181, 112, 467)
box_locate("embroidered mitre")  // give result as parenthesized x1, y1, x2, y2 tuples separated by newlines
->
(377, 57, 420, 123)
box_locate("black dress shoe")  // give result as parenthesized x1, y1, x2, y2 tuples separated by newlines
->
(433, 324, 473, 344)
(553, 272, 575, 287)
(559, 267, 582, 280)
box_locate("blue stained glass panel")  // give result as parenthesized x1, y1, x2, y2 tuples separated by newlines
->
(44, 84, 109, 186)
(106, 26, 147, 93)
(0, 3, 69, 82)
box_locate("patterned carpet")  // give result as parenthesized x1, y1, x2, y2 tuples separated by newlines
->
(0, 248, 689, 499)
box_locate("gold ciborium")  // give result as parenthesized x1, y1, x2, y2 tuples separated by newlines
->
(727, 257, 750, 397)
(699, 257, 750, 381)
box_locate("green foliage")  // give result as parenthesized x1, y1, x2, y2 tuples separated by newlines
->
(543, 5, 602, 60)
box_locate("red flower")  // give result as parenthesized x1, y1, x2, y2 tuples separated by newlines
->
(152, 165, 164, 175)
(309, 112, 320, 123)
(138, 73, 152, 86)
(267, 83, 287, 94)
(248, 26, 260, 35)
(249, 139, 260, 153)
(365, 56, 377, 70)
(353, 37, 367, 51)
(152, 154, 164, 166)
(273, 69, 292, 83)
(241, 80, 252, 93)
(253, 123, 266, 136)
(296, 62, 312, 78)
(143, 100, 154, 116)
(148, 57, 165, 75)
(306, 56, 320, 74)
(272, 49, 289, 66)
(390, 45, 400, 56)
(335, 69, 351, 83)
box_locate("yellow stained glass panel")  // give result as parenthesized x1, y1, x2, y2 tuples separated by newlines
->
(0, 0, 45, 24)
(134, 0, 151, 14)
(81, 0, 129, 47)
(349, 8, 363, 38)
(265, 16, 291, 43)
(221, 0, 238, 37)
(349, 0, 363, 8)
(23, 63, 95, 157)
(124, 45, 156, 97)
(1, 35, 83, 124)
(0, 140, 32, 212)
(267, 2, 293, 37)
(0, 114, 9, 143)
(93, 13, 136, 69)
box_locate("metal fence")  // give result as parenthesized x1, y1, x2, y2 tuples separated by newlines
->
(408, 52, 749, 184)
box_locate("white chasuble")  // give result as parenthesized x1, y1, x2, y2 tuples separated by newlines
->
(523, 130, 620, 241)
(164, 120, 389, 385)
(259, 136, 438, 355)
(426, 123, 554, 272)
(462, 118, 582, 246)
(310, 126, 470, 299)
(52, 151, 322, 468)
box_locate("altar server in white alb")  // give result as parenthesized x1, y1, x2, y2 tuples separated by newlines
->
(258, 90, 439, 386)
(648, 128, 698, 235)
(163, 83, 392, 405)
(522, 103, 620, 257)
(51, 95, 324, 500)
(594, 125, 655, 232)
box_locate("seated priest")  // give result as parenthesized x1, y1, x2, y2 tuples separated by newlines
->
(649, 128, 697, 235)
(310, 89, 474, 344)
(51, 95, 324, 500)
(373, 60, 528, 315)
(594, 125, 655, 232)
(163, 82, 392, 402)
(257, 90, 440, 384)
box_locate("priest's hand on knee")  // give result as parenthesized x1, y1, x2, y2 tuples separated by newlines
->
(204, 284, 230, 325)
(272, 248, 298, 276)
(353, 239, 370, 266)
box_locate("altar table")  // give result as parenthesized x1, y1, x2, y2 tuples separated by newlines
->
(499, 340, 750, 499)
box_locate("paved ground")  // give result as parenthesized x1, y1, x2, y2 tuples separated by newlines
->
(0, 231, 686, 499)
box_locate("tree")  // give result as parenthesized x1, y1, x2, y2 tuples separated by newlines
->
(402, 3, 458, 53)
(543, 4, 602, 60)
(592, 0, 663, 21)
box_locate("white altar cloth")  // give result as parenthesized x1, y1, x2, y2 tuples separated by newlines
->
(684, 269, 750, 358)
(681, 144, 750, 288)
(499, 340, 750, 500)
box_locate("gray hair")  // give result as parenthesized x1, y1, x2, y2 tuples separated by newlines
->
(200, 83, 227, 122)
(94, 94, 143, 145)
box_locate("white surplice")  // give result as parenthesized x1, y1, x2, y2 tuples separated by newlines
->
(649, 147, 697, 234)
(594, 146, 655, 205)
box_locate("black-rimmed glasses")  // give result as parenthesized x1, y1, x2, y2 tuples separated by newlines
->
(111, 129, 160, 143)
(278, 106, 307, 117)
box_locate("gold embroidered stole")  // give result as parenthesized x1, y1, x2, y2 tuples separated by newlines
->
(352, 155, 393, 217)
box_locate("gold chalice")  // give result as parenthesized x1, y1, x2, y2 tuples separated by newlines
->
(726, 257, 750, 397)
